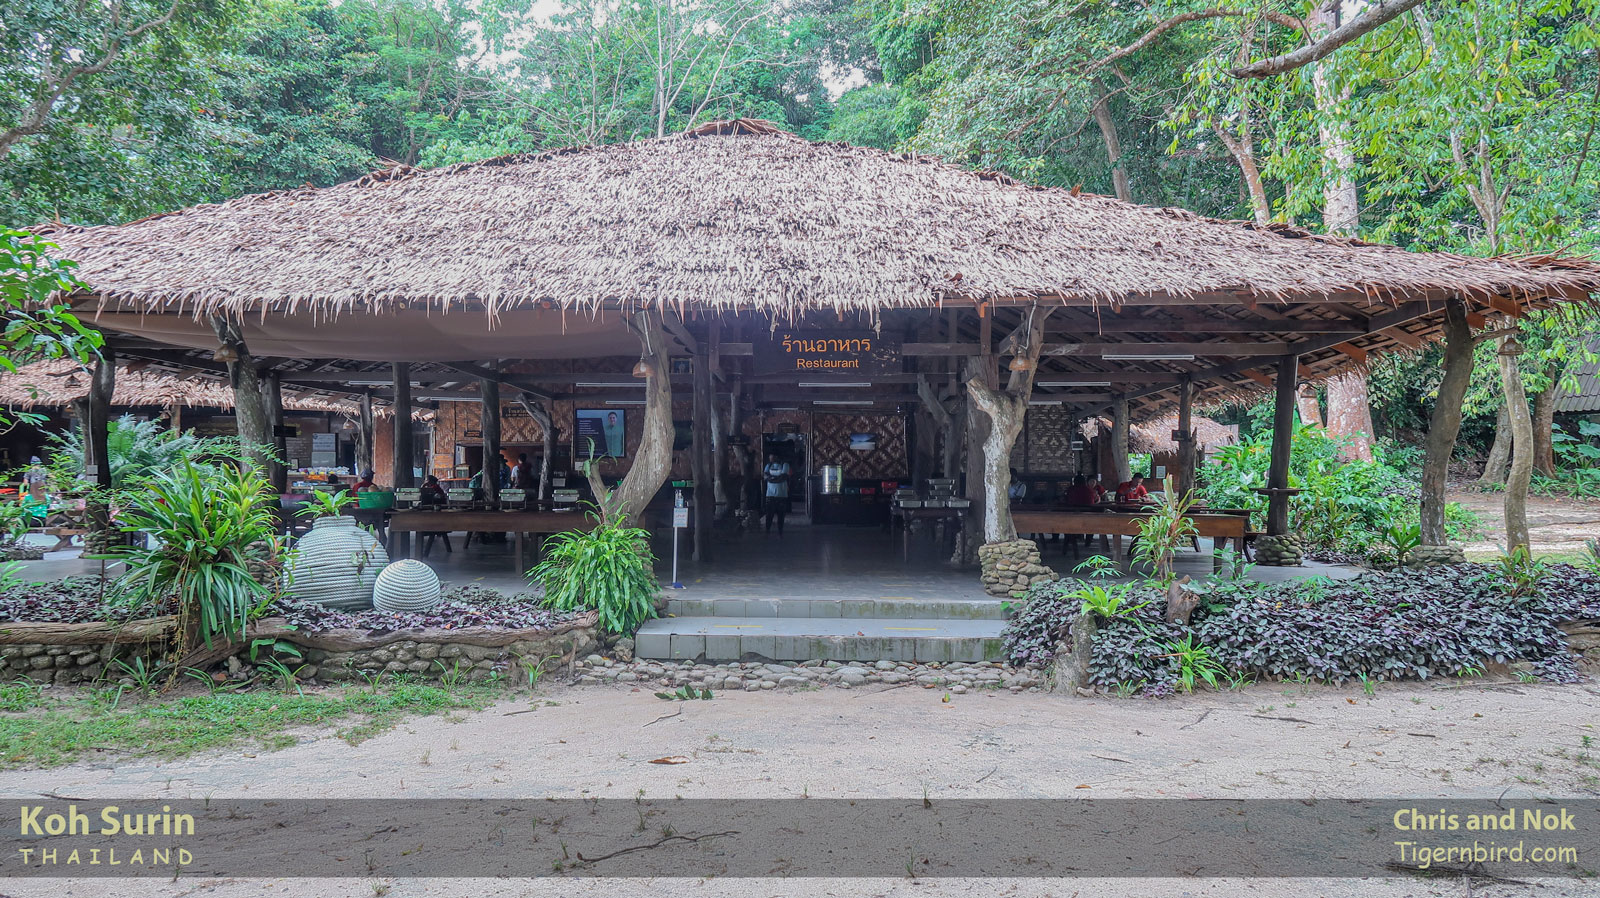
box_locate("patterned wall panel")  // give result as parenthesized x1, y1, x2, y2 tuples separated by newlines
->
(1019, 404, 1080, 475)
(811, 412, 908, 479)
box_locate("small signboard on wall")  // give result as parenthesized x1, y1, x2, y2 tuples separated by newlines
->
(753, 331, 901, 377)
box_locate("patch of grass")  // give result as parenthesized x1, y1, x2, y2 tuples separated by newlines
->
(0, 682, 497, 769)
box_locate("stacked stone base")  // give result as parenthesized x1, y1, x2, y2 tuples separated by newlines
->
(1253, 533, 1304, 566)
(979, 539, 1056, 597)
(308, 634, 597, 683)
(0, 643, 155, 685)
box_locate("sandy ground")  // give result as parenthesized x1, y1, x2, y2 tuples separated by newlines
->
(2, 677, 1599, 898)
(1449, 486, 1600, 559)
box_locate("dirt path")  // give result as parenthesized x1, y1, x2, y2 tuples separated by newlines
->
(1447, 485, 1599, 560)
(3, 679, 1598, 898)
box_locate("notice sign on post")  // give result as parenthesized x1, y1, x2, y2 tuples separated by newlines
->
(672, 507, 689, 529)
(754, 331, 901, 376)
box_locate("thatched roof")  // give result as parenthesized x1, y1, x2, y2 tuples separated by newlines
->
(1555, 338, 1600, 414)
(0, 359, 360, 415)
(33, 120, 1599, 320)
(1083, 415, 1236, 454)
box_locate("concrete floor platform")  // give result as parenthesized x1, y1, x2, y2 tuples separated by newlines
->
(633, 615, 1007, 663)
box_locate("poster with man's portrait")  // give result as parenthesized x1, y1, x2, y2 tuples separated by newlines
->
(575, 409, 626, 459)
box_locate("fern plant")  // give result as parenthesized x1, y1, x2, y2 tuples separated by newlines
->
(530, 505, 658, 635)
(112, 460, 280, 650)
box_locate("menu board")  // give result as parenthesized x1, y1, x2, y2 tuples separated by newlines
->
(311, 432, 338, 468)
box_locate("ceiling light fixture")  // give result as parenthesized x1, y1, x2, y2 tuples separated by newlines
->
(812, 400, 872, 406)
(1035, 380, 1111, 387)
(1101, 352, 1196, 361)
(797, 382, 872, 388)
(574, 381, 644, 388)
(604, 399, 647, 406)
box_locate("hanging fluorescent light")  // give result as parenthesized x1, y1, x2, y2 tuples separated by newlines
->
(813, 400, 872, 406)
(604, 399, 647, 406)
(1035, 381, 1111, 387)
(576, 381, 644, 388)
(1028, 399, 1064, 406)
(797, 382, 872, 388)
(1101, 352, 1196, 361)
(767, 406, 801, 411)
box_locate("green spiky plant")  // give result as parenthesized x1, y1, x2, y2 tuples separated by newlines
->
(1132, 476, 1198, 584)
(112, 460, 281, 652)
(530, 506, 659, 636)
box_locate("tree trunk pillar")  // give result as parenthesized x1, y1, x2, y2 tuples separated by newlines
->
(391, 362, 415, 489)
(357, 393, 375, 478)
(610, 311, 674, 527)
(1109, 395, 1131, 487)
(1418, 299, 1472, 558)
(209, 316, 271, 474)
(1499, 336, 1533, 553)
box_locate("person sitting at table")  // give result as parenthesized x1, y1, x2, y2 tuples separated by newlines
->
(351, 469, 377, 493)
(417, 476, 452, 554)
(419, 475, 447, 506)
(1115, 472, 1150, 504)
(1063, 474, 1098, 507)
(1007, 468, 1028, 502)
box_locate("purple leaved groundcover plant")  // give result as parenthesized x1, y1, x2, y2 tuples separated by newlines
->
(1003, 564, 1599, 695)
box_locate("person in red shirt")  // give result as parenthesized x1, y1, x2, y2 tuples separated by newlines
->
(1115, 472, 1149, 504)
(1063, 474, 1098, 506)
(350, 469, 376, 493)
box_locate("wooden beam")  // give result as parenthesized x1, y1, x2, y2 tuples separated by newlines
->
(903, 342, 1291, 357)
(1332, 342, 1368, 364)
(1486, 296, 1524, 317)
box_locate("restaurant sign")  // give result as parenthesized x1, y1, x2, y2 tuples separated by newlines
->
(754, 331, 900, 377)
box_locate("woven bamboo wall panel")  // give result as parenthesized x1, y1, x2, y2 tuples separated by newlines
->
(1018, 405, 1079, 475)
(811, 412, 907, 479)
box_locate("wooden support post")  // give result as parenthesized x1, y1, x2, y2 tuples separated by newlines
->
(392, 362, 415, 489)
(1266, 353, 1298, 536)
(262, 371, 287, 493)
(209, 316, 271, 474)
(357, 393, 375, 477)
(692, 345, 714, 561)
(1499, 335, 1533, 553)
(1110, 394, 1131, 487)
(1175, 376, 1196, 498)
(480, 371, 502, 505)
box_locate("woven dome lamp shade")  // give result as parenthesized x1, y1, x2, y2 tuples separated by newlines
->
(373, 559, 443, 613)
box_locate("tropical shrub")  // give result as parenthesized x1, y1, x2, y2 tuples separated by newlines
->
(48, 415, 201, 489)
(296, 488, 358, 519)
(1131, 476, 1197, 582)
(112, 460, 281, 649)
(1197, 424, 1417, 554)
(530, 507, 658, 636)
(999, 578, 1089, 668)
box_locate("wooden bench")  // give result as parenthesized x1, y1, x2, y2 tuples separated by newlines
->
(1011, 511, 1248, 570)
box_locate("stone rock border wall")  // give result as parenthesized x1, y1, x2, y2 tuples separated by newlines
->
(0, 612, 599, 686)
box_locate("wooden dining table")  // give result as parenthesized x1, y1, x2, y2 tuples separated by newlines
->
(386, 509, 598, 573)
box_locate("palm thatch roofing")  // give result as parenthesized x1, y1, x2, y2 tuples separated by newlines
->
(35, 119, 1598, 319)
(1081, 415, 1236, 454)
(27, 119, 1600, 416)
(1555, 338, 1600, 414)
(0, 359, 362, 416)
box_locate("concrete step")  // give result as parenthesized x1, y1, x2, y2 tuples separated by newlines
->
(634, 616, 1006, 664)
(663, 596, 1009, 621)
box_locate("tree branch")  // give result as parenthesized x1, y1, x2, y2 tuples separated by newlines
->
(1230, 0, 1428, 79)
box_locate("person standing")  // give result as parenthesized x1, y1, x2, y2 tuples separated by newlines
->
(762, 453, 791, 535)
(602, 412, 625, 458)
(515, 453, 536, 489)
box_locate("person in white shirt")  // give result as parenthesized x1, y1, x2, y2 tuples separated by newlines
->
(762, 453, 791, 535)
